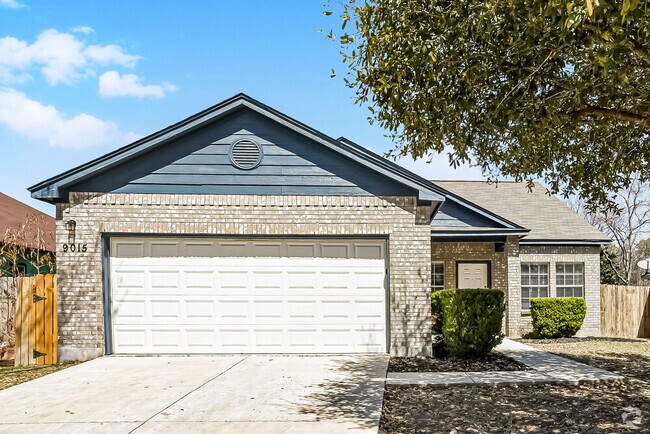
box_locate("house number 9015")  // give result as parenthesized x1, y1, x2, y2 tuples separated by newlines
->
(62, 243, 88, 253)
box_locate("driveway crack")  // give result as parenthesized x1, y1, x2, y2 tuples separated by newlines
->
(129, 356, 250, 433)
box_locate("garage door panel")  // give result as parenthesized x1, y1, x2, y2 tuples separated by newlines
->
(113, 325, 388, 354)
(110, 238, 387, 354)
(112, 296, 386, 325)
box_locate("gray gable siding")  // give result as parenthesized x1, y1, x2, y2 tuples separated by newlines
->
(65, 109, 417, 199)
(430, 200, 506, 229)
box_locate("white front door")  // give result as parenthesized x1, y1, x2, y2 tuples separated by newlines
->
(457, 262, 489, 289)
(109, 238, 387, 354)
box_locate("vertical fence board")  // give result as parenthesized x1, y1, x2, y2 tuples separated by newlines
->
(14, 279, 22, 366)
(18, 279, 27, 365)
(44, 275, 53, 365)
(27, 277, 35, 365)
(601, 284, 650, 338)
(20, 278, 30, 365)
(52, 275, 58, 364)
(34, 275, 44, 365)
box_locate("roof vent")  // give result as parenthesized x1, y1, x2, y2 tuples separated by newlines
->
(229, 139, 263, 170)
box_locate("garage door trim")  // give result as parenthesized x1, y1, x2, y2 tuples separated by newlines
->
(101, 233, 391, 355)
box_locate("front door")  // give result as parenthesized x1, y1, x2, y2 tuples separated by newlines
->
(457, 262, 489, 289)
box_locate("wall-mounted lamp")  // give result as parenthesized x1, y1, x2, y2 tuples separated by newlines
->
(66, 219, 76, 244)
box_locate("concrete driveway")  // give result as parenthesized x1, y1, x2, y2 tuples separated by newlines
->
(0, 355, 388, 433)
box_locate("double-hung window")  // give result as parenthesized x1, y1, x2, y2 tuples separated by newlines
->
(521, 263, 549, 310)
(556, 263, 584, 297)
(431, 261, 445, 292)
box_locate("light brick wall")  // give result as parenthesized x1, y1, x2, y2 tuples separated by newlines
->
(431, 240, 600, 337)
(430, 237, 520, 335)
(55, 192, 433, 360)
(517, 245, 601, 337)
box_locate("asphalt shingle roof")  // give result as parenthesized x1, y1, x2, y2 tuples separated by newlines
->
(0, 193, 55, 251)
(432, 181, 609, 242)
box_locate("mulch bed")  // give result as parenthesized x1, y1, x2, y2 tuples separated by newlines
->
(389, 352, 530, 373)
(389, 343, 530, 372)
(380, 339, 649, 433)
(517, 336, 647, 345)
(380, 381, 647, 433)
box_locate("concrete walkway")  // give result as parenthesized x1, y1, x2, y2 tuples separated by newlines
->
(387, 339, 624, 386)
(0, 355, 388, 433)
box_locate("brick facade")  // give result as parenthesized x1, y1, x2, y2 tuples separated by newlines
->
(56, 192, 433, 361)
(517, 245, 601, 336)
(56, 192, 601, 361)
(431, 241, 600, 337)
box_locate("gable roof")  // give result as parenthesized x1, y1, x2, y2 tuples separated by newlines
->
(432, 181, 610, 243)
(0, 193, 55, 251)
(29, 93, 446, 204)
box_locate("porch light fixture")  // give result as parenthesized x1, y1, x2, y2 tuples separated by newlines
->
(66, 219, 76, 243)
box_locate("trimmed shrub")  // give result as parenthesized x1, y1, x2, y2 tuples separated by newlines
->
(431, 290, 444, 335)
(530, 297, 586, 338)
(431, 289, 505, 358)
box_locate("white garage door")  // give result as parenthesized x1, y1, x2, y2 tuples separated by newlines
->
(109, 238, 387, 354)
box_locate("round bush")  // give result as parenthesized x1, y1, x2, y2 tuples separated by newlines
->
(530, 297, 586, 338)
(431, 289, 505, 358)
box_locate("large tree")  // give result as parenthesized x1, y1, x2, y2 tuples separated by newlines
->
(326, 0, 650, 207)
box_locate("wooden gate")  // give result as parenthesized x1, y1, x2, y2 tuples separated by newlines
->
(15, 275, 58, 365)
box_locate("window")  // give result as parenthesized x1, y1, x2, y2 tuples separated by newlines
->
(556, 263, 584, 298)
(521, 263, 549, 310)
(432, 262, 445, 291)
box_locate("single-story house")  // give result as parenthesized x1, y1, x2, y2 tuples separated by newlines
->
(0, 193, 56, 277)
(29, 94, 609, 361)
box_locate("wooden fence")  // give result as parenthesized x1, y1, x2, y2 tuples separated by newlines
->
(0, 277, 17, 362)
(15, 275, 58, 365)
(601, 284, 650, 339)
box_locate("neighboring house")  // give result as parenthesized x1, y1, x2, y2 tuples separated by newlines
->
(0, 193, 56, 277)
(28, 94, 608, 361)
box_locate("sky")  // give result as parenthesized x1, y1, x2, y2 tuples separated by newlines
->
(0, 0, 483, 216)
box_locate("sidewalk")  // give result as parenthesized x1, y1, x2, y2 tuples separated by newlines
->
(386, 338, 624, 386)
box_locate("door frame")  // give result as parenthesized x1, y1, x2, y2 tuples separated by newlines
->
(101, 233, 391, 355)
(455, 260, 492, 289)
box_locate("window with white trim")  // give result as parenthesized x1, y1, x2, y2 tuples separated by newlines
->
(432, 261, 445, 291)
(556, 263, 584, 298)
(521, 263, 549, 310)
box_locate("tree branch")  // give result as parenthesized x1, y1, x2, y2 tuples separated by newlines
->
(603, 248, 628, 285)
(624, 39, 650, 67)
(568, 106, 650, 129)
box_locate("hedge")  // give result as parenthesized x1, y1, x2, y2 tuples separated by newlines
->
(529, 297, 586, 338)
(431, 289, 505, 358)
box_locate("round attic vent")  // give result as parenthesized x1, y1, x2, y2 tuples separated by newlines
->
(229, 139, 263, 170)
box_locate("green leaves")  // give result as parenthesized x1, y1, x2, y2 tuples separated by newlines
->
(431, 289, 505, 358)
(530, 297, 587, 338)
(326, 0, 650, 209)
